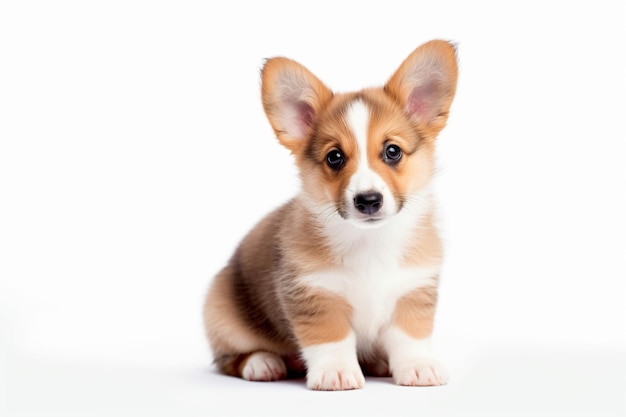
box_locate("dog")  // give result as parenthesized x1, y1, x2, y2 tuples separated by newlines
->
(203, 40, 458, 390)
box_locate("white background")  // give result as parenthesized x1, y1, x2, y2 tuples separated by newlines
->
(1, 1, 625, 416)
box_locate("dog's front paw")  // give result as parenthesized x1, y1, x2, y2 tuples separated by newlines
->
(301, 333, 364, 390)
(393, 358, 449, 386)
(306, 366, 365, 391)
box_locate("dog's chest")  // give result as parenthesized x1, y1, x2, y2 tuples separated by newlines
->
(299, 229, 440, 347)
(343, 250, 438, 347)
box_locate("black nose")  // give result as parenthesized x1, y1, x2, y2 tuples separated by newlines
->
(353, 192, 383, 215)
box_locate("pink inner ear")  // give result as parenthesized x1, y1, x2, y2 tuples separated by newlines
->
(407, 81, 440, 124)
(278, 98, 316, 140)
(295, 101, 314, 131)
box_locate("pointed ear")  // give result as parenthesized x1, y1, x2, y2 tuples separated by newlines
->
(385, 40, 458, 137)
(261, 57, 333, 151)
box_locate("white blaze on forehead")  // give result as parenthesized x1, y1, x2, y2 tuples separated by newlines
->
(345, 100, 381, 193)
(345, 100, 371, 169)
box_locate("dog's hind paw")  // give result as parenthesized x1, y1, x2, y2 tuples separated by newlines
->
(241, 352, 287, 381)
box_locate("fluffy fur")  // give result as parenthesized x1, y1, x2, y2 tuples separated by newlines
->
(203, 40, 458, 390)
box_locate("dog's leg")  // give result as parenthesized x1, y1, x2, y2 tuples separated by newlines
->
(288, 289, 364, 390)
(204, 266, 291, 381)
(383, 285, 448, 386)
(301, 332, 363, 390)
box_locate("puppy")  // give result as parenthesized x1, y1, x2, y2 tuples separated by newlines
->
(204, 40, 458, 390)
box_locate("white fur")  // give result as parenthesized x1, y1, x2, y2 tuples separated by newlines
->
(346, 99, 370, 167)
(383, 328, 448, 386)
(299, 188, 440, 349)
(344, 101, 398, 222)
(300, 332, 364, 390)
(241, 352, 287, 381)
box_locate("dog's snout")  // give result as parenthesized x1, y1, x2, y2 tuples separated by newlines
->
(353, 192, 383, 215)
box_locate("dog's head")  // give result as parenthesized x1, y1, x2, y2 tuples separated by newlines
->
(261, 40, 458, 228)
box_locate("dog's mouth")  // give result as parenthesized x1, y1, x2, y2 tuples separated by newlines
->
(336, 206, 387, 223)
(349, 214, 390, 229)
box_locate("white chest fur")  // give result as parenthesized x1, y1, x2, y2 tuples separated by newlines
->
(298, 207, 440, 349)
(346, 260, 439, 349)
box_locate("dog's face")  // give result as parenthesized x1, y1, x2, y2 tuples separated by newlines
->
(301, 91, 434, 227)
(261, 41, 458, 228)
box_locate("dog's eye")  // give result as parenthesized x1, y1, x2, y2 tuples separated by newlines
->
(326, 149, 345, 171)
(383, 143, 403, 165)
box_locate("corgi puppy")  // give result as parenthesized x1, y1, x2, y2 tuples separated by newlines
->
(203, 40, 458, 390)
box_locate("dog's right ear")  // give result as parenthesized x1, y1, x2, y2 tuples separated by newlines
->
(261, 58, 333, 152)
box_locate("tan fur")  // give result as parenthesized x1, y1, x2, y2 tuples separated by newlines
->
(203, 40, 458, 385)
(289, 289, 353, 346)
(401, 211, 443, 267)
(364, 89, 437, 200)
(392, 286, 438, 339)
(299, 93, 362, 208)
(203, 265, 292, 356)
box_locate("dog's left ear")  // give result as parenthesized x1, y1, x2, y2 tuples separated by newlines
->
(385, 40, 458, 138)
(261, 57, 333, 152)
